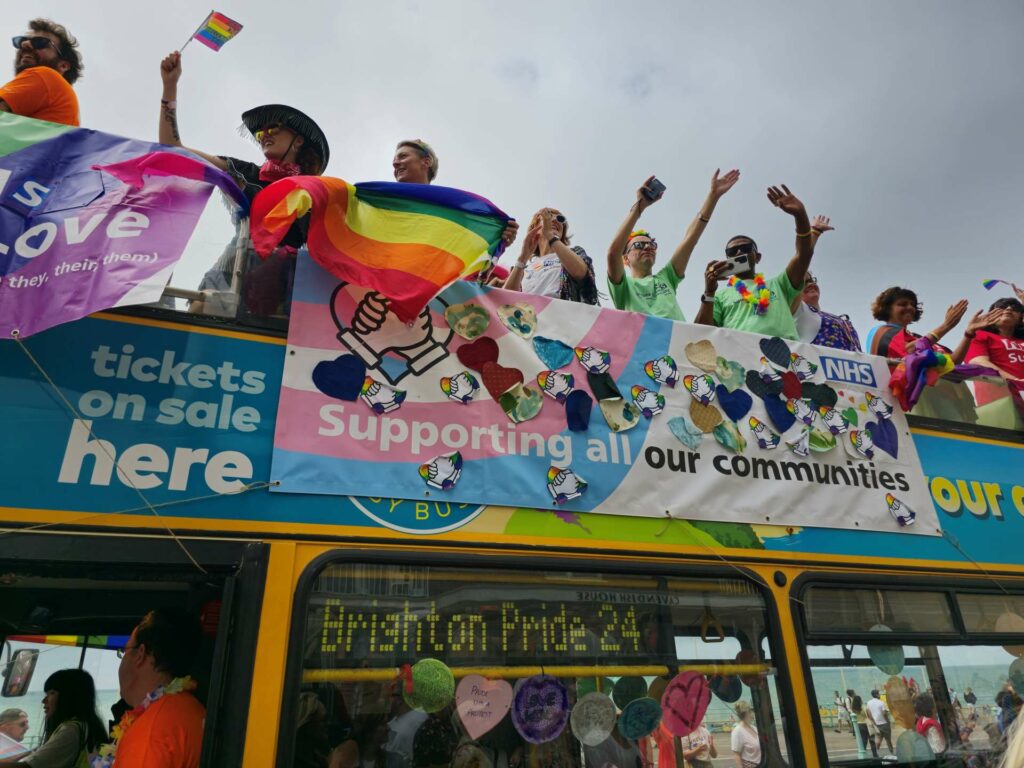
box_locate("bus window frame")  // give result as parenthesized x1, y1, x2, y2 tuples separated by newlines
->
(276, 548, 805, 768)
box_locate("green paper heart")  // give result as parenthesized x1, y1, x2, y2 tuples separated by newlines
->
(499, 383, 543, 423)
(715, 357, 746, 392)
(809, 429, 837, 453)
(444, 302, 491, 340)
(842, 407, 858, 427)
(712, 421, 746, 454)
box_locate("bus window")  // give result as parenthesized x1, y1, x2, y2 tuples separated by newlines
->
(282, 564, 794, 768)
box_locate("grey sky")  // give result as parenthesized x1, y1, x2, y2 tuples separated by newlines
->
(16, 0, 1024, 338)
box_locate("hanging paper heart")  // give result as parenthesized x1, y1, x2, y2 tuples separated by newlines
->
(759, 336, 792, 370)
(533, 336, 575, 370)
(868, 624, 905, 675)
(748, 416, 781, 450)
(565, 390, 593, 432)
(802, 382, 838, 409)
(745, 369, 783, 399)
(440, 371, 481, 405)
(598, 398, 641, 432)
(617, 697, 662, 740)
(842, 406, 858, 427)
(683, 374, 716, 405)
(403, 658, 455, 713)
(668, 416, 704, 450)
(786, 397, 816, 426)
(457, 336, 500, 372)
(577, 678, 615, 697)
(661, 671, 711, 737)
(848, 429, 875, 459)
(995, 613, 1024, 658)
(587, 371, 623, 401)
(575, 346, 611, 374)
(547, 466, 587, 504)
(789, 353, 819, 381)
(736, 649, 765, 687)
(644, 355, 680, 387)
(809, 428, 837, 453)
(360, 377, 406, 414)
(313, 354, 367, 401)
(716, 385, 753, 423)
(715, 357, 746, 392)
(445, 302, 491, 340)
(818, 406, 850, 435)
(708, 675, 742, 704)
(713, 420, 746, 453)
(786, 427, 810, 457)
(456, 675, 513, 740)
(764, 395, 797, 433)
(885, 676, 916, 729)
(482, 361, 525, 400)
(511, 675, 570, 744)
(498, 303, 538, 338)
(631, 385, 665, 418)
(570, 692, 617, 747)
(453, 743, 491, 768)
(866, 418, 899, 459)
(886, 493, 916, 527)
(689, 401, 723, 433)
(498, 383, 543, 423)
(537, 371, 575, 403)
(866, 392, 895, 420)
(419, 451, 464, 490)
(612, 676, 648, 709)
(780, 371, 802, 400)
(684, 340, 719, 372)
(647, 676, 671, 704)
(895, 730, 935, 763)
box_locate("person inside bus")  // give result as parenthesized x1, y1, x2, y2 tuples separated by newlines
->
(0, 710, 29, 746)
(850, 695, 878, 759)
(0, 669, 107, 768)
(965, 297, 1024, 430)
(730, 701, 761, 768)
(501, 208, 598, 304)
(112, 608, 205, 768)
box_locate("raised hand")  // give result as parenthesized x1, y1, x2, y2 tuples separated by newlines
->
(635, 175, 663, 211)
(812, 215, 834, 233)
(521, 219, 542, 257)
(703, 260, 731, 294)
(539, 208, 556, 242)
(501, 219, 519, 247)
(160, 51, 182, 86)
(965, 308, 1000, 336)
(766, 185, 807, 218)
(710, 168, 740, 199)
(1013, 283, 1024, 304)
(942, 299, 969, 332)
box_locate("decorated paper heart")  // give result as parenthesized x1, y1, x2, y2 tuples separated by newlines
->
(661, 671, 711, 737)
(787, 427, 810, 457)
(748, 416, 781, 450)
(866, 392, 895, 420)
(789, 353, 819, 381)
(570, 692, 617, 747)
(801, 382, 838, 409)
(617, 697, 662, 740)
(683, 374, 716, 405)
(647, 677, 671, 704)
(612, 677, 647, 709)
(576, 678, 614, 697)
(885, 676, 916, 730)
(445, 302, 491, 340)
(645, 355, 680, 387)
(786, 398, 816, 426)
(684, 340, 718, 372)
(565, 390, 593, 432)
(360, 377, 406, 414)
(453, 743, 490, 768)
(745, 369, 783, 400)
(668, 416, 704, 450)
(809, 428, 837, 453)
(689, 401, 723, 433)
(758, 358, 783, 382)
(457, 336, 500, 372)
(533, 336, 575, 370)
(440, 371, 481, 405)
(708, 675, 742, 703)
(498, 383, 543, 423)
(736, 649, 765, 687)
(547, 465, 587, 504)
(537, 371, 575, 402)
(715, 357, 746, 392)
(759, 336, 792, 370)
(598, 398, 641, 432)
(866, 418, 899, 459)
(716, 385, 752, 423)
(403, 658, 455, 713)
(818, 406, 849, 435)
(868, 624, 905, 675)
(763, 395, 797, 433)
(498, 302, 538, 338)
(512, 675, 570, 744)
(419, 451, 464, 490)
(313, 354, 367, 401)
(848, 429, 875, 459)
(713, 420, 746, 453)
(842, 406, 858, 427)
(587, 371, 623, 401)
(886, 493, 916, 527)
(482, 361, 525, 400)
(780, 371, 802, 400)
(456, 675, 513, 740)
(575, 346, 611, 374)
(631, 385, 665, 418)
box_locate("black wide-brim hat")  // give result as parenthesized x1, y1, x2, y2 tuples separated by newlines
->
(241, 104, 330, 170)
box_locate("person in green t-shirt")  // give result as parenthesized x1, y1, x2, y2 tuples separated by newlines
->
(695, 184, 815, 341)
(606, 169, 740, 321)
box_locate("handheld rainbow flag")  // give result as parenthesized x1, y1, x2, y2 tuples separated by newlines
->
(185, 11, 243, 52)
(250, 178, 510, 322)
(983, 278, 1010, 290)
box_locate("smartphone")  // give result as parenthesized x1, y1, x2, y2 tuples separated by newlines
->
(720, 253, 752, 278)
(642, 177, 666, 201)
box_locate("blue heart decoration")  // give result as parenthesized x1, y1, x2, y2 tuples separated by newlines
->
(313, 354, 367, 401)
(667, 416, 703, 451)
(759, 336, 792, 370)
(716, 384, 752, 423)
(763, 395, 797, 433)
(565, 390, 593, 432)
(532, 336, 575, 370)
(866, 418, 899, 459)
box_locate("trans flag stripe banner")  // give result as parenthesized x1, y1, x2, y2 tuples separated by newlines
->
(270, 253, 939, 536)
(249, 177, 509, 323)
(0, 114, 244, 338)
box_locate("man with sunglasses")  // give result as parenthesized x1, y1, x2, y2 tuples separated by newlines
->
(0, 19, 81, 126)
(607, 170, 740, 321)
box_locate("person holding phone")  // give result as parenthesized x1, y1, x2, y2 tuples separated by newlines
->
(606, 170, 740, 321)
(695, 184, 814, 340)
(502, 208, 597, 304)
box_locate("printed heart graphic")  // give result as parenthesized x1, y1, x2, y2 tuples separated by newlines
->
(312, 354, 367, 401)
(537, 371, 575, 402)
(419, 451, 464, 490)
(759, 336, 792, 370)
(684, 340, 718, 372)
(444, 302, 491, 340)
(482, 361, 524, 400)
(787, 427, 811, 457)
(789, 353, 819, 381)
(575, 346, 611, 374)
(780, 371, 802, 400)
(498, 383, 543, 423)
(865, 392, 895, 420)
(764, 395, 797, 433)
(457, 336, 500, 372)
(786, 398, 816, 426)
(683, 374, 716, 405)
(748, 416, 781, 450)
(631, 385, 666, 418)
(745, 369, 783, 400)
(360, 377, 406, 414)
(668, 416, 703, 450)
(533, 336, 575, 370)
(456, 675, 513, 740)
(866, 418, 899, 459)
(715, 357, 746, 392)
(847, 428, 875, 459)
(570, 692, 617, 747)
(512, 675, 570, 744)
(801, 382, 838, 409)
(617, 697, 662, 740)
(689, 400, 723, 433)
(440, 371, 480, 405)
(498, 302, 538, 338)
(716, 385, 752, 423)
(547, 465, 587, 504)
(644, 355, 679, 386)
(661, 671, 711, 736)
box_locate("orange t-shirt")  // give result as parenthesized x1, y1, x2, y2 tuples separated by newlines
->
(0, 66, 79, 125)
(112, 692, 205, 768)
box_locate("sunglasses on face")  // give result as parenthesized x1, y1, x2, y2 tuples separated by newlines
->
(254, 125, 285, 142)
(630, 240, 657, 251)
(805, 276, 818, 285)
(725, 242, 755, 259)
(12, 35, 57, 52)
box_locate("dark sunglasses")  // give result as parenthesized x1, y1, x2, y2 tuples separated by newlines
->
(12, 36, 57, 52)
(630, 240, 658, 251)
(725, 242, 756, 258)
(805, 275, 818, 285)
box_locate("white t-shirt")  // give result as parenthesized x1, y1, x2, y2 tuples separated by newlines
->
(794, 302, 823, 343)
(866, 698, 888, 725)
(520, 254, 563, 298)
(730, 723, 760, 765)
(680, 726, 712, 761)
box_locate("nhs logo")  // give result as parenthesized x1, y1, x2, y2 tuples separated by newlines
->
(820, 355, 877, 387)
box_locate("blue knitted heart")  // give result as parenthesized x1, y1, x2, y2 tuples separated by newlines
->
(716, 384, 752, 423)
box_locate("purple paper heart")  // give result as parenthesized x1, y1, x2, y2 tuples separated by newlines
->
(866, 418, 899, 459)
(313, 354, 367, 401)
(716, 384, 753, 423)
(759, 336, 792, 370)
(763, 395, 797, 433)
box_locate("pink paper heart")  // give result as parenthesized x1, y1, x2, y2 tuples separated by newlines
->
(456, 675, 513, 740)
(661, 671, 711, 736)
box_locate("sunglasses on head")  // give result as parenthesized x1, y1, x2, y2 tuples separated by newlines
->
(725, 242, 755, 259)
(12, 35, 57, 51)
(630, 239, 657, 251)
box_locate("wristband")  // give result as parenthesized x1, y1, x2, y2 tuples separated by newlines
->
(161, 99, 177, 108)
(512, 261, 528, 271)
(700, 293, 716, 304)
(796, 230, 812, 238)
(547, 236, 559, 247)
(698, 213, 710, 223)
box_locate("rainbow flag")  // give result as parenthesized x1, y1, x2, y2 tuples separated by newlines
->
(983, 278, 1008, 290)
(192, 11, 243, 51)
(8, 634, 131, 650)
(250, 178, 510, 322)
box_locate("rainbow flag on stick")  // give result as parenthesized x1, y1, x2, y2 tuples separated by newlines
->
(186, 11, 243, 52)
(250, 178, 510, 322)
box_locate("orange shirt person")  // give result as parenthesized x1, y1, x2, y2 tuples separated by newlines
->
(0, 18, 81, 126)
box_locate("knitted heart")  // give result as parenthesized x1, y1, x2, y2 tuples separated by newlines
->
(689, 400, 723, 433)
(716, 385, 752, 423)
(457, 675, 513, 740)
(482, 361, 524, 400)
(745, 369, 783, 399)
(565, 390, 593, 432)
(715, 357, 746, 392)
(512, 675, 570, 744)
(617, 697, 662, 740)
(444, 302, 491, 340)
(661, 671, 711, 737)
(684, 340, 718, 372)
(801, 382, 838, 409)
(667, 416, 703, 450)
(759, 336, 792, 370)
(588, 371, 623, 401)
(532, 336, 575, 370)
(780, 371, 802, 400)
(312, 354, 367, 401)
(612, 677, 647, 709)
(763, 395, 797, 433)
(457, 336, 500, 372)
(571, 692, 617, 747)
(866, 418, 898, 459)
(498, 302, 538, 339)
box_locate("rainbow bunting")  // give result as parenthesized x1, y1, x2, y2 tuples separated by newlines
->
(192, 11, 243, 51)
(250, 178, 510, 322)
(983, 278, 1009, 290)
(8, 634, 131, 650)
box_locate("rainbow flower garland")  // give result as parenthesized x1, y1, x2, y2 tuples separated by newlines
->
(91, 676, 196, 768)
(728, 273, 770, 315)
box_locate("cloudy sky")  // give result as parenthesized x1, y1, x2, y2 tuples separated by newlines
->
(17, 0, 1024, 337)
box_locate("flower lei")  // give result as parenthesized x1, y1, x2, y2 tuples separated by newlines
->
(91, 676, 196, 768)
(728, 273, 770, 315)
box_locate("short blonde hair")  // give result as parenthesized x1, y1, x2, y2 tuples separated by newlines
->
(734, 701, 754, 719)
(396, 139, 438, 181)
